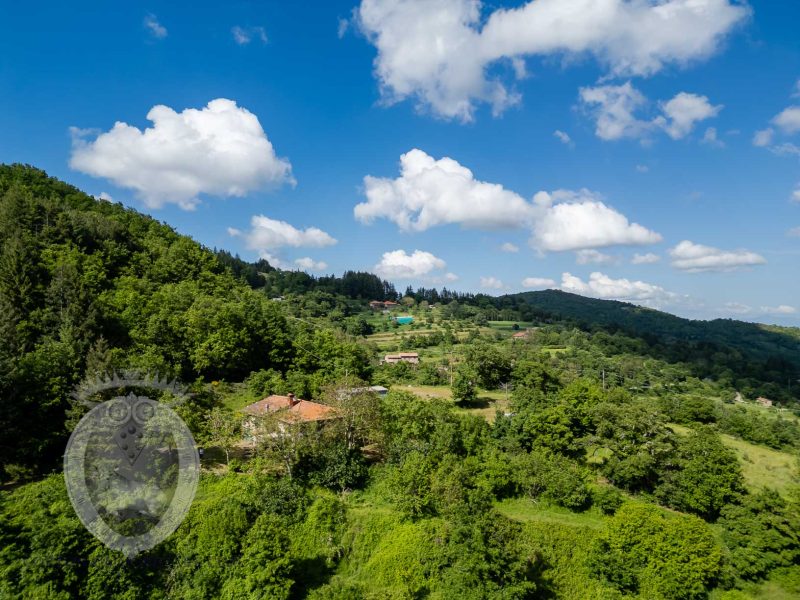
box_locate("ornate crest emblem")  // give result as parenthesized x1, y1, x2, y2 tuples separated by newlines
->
(64, 372, 200, 557)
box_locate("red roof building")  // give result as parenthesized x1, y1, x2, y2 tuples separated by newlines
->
(242, 393, 338, 424)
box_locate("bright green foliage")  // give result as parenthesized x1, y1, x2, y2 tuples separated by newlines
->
(321, 507, 538, 599)
(218, 513, 294, 600)
(429, 455, 494, 519)
(463, 340, 512, 389)
(4, 165, 800, 599)
(380, 392, 488, 461)
(656, 427, 745, 520)
(204, 406, 242, 464)
(517, 521, 622, 599)
(451, 364, 479, 405)
(386, 451, 438, 519)
(718, 489, 800, 583)
(510, 357, 560, 408)
(592, 503, 723, 599)
(169, 489, 253, 599)
(591, 485, 624, 515)
(298, 439, 369, 492)
(0, 475, 93, 599)
(517, 450, 591, 510)
(587, 401, 677, 491)
(82, 545, 168, 600)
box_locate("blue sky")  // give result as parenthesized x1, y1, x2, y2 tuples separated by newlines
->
(1, 1, 799, 324)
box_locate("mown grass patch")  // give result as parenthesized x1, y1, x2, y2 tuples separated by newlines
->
(496, 497, 606, 530)
(398, 384, 511, 422)
(669, 423, 800, 496)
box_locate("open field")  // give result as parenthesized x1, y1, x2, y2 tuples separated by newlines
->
(486, 320, 535, 330)
(669, 423, 800, 496)
(495, 497, 606, 530)
(397, 384, 511, 421)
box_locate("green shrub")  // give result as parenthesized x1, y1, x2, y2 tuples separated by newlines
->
(592, 486, 624, 515)
(518, 450, 591, 510)
(591, 503, 723, 600)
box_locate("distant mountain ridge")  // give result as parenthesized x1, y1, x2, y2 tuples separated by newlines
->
(505, 289, 800, 392)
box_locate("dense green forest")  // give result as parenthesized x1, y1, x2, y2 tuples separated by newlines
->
(2, 165, 800, 599)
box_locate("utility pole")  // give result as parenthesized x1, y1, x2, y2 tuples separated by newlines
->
(602, 369, 606, 391)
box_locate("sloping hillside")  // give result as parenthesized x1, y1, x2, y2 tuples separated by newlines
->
(508, 289, 800, 403)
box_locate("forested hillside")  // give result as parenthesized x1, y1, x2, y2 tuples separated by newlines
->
(509, 290, 800, 403)
(2, 165, 800, 599)
(0, 164, 376, 477)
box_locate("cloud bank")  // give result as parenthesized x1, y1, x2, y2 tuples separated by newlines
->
(357, 0, 747, 120)
(669, 240, 766, 272)
(356, 149, 661, 252)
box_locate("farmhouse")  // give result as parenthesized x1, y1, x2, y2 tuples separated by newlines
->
(369, 300, 385, 310)
(241, 393, 338, 440)
(512, 330, 530, 339)
(383, 352, 419, 365)
(756, 396, 774, 408)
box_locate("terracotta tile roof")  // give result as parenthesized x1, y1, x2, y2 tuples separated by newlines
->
(242, 395, 338, 423)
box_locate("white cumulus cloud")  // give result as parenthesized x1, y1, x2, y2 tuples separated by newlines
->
(501, 242, 520, 253)
(560, 271, 675, 305)
(231, 215, 337, 251)
(580, 83, 721, 141)
(575, 249, 616, 265)
(357, 150, 661, 253)
(144, 14, 167, 39)
(700, 127, 725, 148)
(656, 92, 723, 140)
(530, 189, 662, 252)
(773, 106, 800, 135)
(522, 277, 556, 289)
(295, 257, 329, 272)
(669, 240, 766, 272)
(356, 0, 748, 121)
(373, 249, 448, 279)
(724, 302, 752, 315)
(480, 276, 505, 290)
(232, 26, 268, 45)
(554, 130, 572, 145)
(69, 99, 293, 210)
(355, 148, 537, 231)
(761, 305, 797, 315)
(753, 128, 775, 147)
(631, 252, 661, 265)
(579, 82, 650, 140)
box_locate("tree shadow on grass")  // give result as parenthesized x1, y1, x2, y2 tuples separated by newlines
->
(289, 556, 335, 599)
(455, 397, 493, 409)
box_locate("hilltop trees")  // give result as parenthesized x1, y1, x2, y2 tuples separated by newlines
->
(656, 427, 745, 520)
